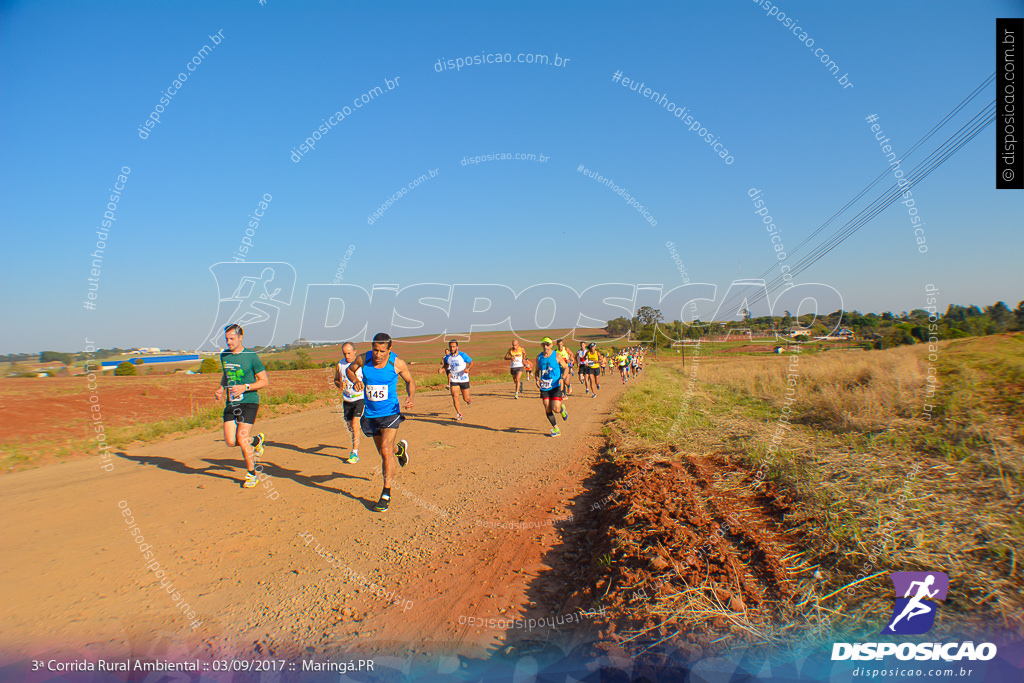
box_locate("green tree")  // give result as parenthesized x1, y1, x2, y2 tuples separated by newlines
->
(198, 357, 221, 374)
(635, 306, 664, 327)
(630, 306, 663, 341)
(114, 361, 137, 376)
(605, 316, 631, 337)
(294, 349, 317, 369)
(40, 351, 72, 364)
(986, 301, 1013, 332)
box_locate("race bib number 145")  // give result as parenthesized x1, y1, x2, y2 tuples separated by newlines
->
(366, 385, 389, 401)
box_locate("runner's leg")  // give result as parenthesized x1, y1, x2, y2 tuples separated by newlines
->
(450, 384, 460, 416)
(542, 397, 557, 428)
(237, 420, 255, 472)
(348, 413, 360, 453)
(375, 428, 399, 488)
(223, 418, 239, 447)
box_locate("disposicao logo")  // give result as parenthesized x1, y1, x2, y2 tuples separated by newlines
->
(884, 571, 948, 635)
(831, 572, 998, 662)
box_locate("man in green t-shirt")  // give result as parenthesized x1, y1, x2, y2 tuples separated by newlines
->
(213, 324, 270, 488)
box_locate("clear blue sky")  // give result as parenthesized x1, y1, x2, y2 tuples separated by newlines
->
(1, 0, 1021, 353)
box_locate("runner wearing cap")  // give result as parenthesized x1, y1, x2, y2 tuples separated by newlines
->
(535, 337, 569, 437)
(584, 342, 602, 397)
(555, 339, 573, 398)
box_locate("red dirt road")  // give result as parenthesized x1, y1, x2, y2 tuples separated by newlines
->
(0, 374, 626, 662)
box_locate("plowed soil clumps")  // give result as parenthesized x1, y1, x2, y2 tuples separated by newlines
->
(561, 446, 811, 659)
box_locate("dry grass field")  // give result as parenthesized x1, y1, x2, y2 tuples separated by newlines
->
(586, 333, 1022, 652)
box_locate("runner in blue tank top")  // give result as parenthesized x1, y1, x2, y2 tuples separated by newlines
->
(535, 337, 569, 437)
(346, 332, 415, 512)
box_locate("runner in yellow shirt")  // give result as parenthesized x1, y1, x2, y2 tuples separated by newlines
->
(555, 339, 573, 398)
(584, 342, 601, 397)
(504, 338, 528, 399)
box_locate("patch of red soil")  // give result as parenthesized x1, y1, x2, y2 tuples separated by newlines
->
(555, 446, 804, 659)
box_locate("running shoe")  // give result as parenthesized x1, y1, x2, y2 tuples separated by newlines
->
(397, 439, 409, 467)
(514, 392, 519, 400)
(252, 433, 265, 457)
(561, 407, 568, 421)
(345, 451, 359, 464)
(550, 426, 561, 437)
(597, 383, 601, 390)
(592, 393, 598, 398)
(456, 413, 463, 421)
(243, 472, 259, 488)
(373, 491, 390, 512)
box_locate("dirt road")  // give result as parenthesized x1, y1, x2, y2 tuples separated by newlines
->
(0, 375, 626, 662)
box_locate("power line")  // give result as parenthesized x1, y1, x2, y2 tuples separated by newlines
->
(716, 73, 997, 318)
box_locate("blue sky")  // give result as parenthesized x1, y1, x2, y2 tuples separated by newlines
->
(1, 0, 1021, 353)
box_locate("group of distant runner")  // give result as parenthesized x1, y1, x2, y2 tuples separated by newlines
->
(213, 324, 644, 513)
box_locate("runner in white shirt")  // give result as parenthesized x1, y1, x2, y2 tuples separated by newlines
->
(443, 340, 473, 421)
(333, 342, 364, 463)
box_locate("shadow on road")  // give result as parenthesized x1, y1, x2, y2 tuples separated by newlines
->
(114, 450, 371, 503)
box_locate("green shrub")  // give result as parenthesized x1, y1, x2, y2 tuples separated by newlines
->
(198, 357, 221, 374)
(114, 361, 137, 376)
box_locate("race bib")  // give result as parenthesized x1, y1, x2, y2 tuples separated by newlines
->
(366, 384, 388, 401)
(539, 378, 553, 390)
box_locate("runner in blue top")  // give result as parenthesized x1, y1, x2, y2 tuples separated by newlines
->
(442, 340, 473, 421)
(346, 332, 415, 513)
(535, 337, 569, 437)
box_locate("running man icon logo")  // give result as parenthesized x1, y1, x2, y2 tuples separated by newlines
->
(882, 571, 949, 635)
(199, 262, 296, 352)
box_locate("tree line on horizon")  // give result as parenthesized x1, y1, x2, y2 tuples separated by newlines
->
(4, 300, 1022, 364)
(605, 300, 1024, 349)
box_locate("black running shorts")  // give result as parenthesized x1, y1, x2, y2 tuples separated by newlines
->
(223, 403, 259, 425)
(343, 399, 364, 421)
